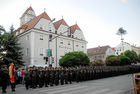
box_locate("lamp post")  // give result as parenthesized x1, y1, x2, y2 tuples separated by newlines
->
(47, 18, 55, 67)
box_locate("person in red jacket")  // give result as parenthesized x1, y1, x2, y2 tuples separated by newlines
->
(21, 69, 25, 84)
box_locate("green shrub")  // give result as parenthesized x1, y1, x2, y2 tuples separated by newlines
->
(105, 57, 121, 66)
(59, 51, 90, 67)
(118, 55, 131, 65)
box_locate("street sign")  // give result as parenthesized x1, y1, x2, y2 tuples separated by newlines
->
(46, 49, 52, 56)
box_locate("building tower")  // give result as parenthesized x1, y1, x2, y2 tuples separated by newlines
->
(20, 6, 36, 26)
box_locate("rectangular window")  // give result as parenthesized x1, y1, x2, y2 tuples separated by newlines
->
(40, 35, 43, 40)
(68, 41, 70, 45)
(40, 48, 43, 56)
(40, 24, 43, 29)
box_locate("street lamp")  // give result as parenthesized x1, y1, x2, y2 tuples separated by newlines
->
(47, 18, 55, 67)
(47, 26, 71, 67)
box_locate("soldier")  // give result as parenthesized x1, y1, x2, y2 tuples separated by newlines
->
(54, 68, 59, 86)
(24, 68, 31, 90)
(38, 68, 44, 88)
(68, 68, 73, 84)
(64, 68, 69, 84)
(30, 66, 38, 88)
(1, 65, 9, 93)
(49, 67, 54, 86)
(60, 68, 65, 85)
(44, 67, 50, 87)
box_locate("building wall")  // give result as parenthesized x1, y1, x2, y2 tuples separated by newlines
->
(131, 46, 140, 55)
(18, 30, 32, 66)
(18, 29, 87, 67)
(115, 42, 132, 55)
(105, 48, 115, 59)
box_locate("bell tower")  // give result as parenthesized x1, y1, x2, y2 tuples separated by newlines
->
(20, 6, 36, 26)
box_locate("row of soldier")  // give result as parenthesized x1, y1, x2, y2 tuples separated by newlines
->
(0, 64, 140, 93)
(24, 65, 140, 90)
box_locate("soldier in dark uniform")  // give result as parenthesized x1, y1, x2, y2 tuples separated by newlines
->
(38, 68, 44, 88)
(1, 65, 9, 93)
(60, 68, 65, 85)
(31, 66, 38, 88)
(49, 68, 54, 86)
(54, 68, 59, 86)
(44, 67, 50, 87)
(24, 68, 31, 90)
(68, 68, 73, 84)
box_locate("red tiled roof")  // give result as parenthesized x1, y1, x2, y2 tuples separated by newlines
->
(70, 24, 81, 34)
(28, 6, 34, 11)
(17, 12, 51, 32)
(87, 45, 110, 56)
(112, 48, 115, 51)
(53, 19, 68, 30)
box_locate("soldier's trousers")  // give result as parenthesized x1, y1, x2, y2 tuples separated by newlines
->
(1, 81, 7, 92)
(11, 82, 16, 91)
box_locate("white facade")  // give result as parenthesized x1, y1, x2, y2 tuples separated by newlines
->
(115, 42, 140, 55)
(16, 7, 87, 67)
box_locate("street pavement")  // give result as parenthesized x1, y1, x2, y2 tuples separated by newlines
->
(1, 74, 136, 94)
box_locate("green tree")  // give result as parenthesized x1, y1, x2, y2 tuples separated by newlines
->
(2, 25, 24, 67)
(123, 50, 138, 64)
(59, 51, 90, 67)
(0, 25, 7, 66)
(138, 54, 140, 63)
(116, 27, 127, 41)
(92, 59, 105, 66)
(118, 55, 131, 65)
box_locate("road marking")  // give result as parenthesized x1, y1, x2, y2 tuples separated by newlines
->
(106, 90, 123, 94)
(86, 88, 110, 94)
(45, 86, 88, 94)
(39, 84, 82, 92)
(62, 87, 97, 94)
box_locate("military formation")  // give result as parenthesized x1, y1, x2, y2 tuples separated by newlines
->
(23, 65, 140, 90)
(0, 65, 140, 93)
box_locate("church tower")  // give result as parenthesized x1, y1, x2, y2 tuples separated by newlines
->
(20, 6, 36, 26)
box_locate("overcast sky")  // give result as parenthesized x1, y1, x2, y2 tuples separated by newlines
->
(0, 0, 140, 48)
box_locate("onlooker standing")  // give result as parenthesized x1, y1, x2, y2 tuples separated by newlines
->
(21, 69, 25, 85)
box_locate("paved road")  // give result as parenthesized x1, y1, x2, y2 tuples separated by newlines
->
(1, 74, 136, 94)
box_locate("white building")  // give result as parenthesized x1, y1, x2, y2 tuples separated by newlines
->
(15, 6, 87, 67)
(115, 42, 140, 55)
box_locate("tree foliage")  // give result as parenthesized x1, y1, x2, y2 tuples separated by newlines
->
(118, 55, 131, 65)
(0, 25, 24, 67)
(92, 59, 105, 66)
(59, 51, 90, 67)
(116, 27, 127, 40)
(123, 50, 138, 64)
(138, 54, 140, 63)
